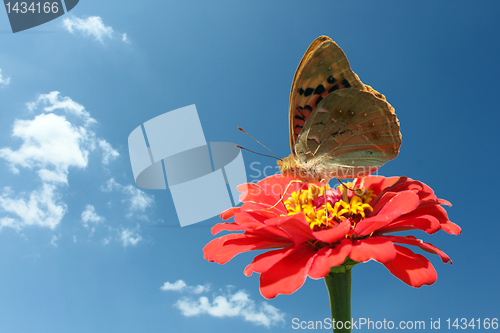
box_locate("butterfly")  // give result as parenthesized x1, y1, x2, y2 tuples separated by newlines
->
(277, 36, 402, 182)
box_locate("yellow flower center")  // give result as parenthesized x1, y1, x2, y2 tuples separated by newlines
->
(284, 183, 376, 230)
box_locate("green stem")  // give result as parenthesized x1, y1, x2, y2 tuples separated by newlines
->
(324, 268, 351, 333)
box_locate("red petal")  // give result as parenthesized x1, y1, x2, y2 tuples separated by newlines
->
(308, 239, 352, 279)
(421, 205, 461, 235)
(383, 245, 437, 287)
(355, 190, 420, 237)
(355, 176, 400, 196)
(213, 211, 278, 235)
(312, 219, 351, 243)
(203, 234, 293, 264)
(246, 227, 295, 242)
(237, 182, 255, 193)
(377, 214, 442, 234)
(223, 211, 298, 241)
(244, 247, 295, 276)
(203, 234, 247, 261)
(390, 178, 436, 201)
(220, 207, 240, 220)
(212, 214, 291, 241)
(259, 244, 316, 299)
(438, 198, 452, 206)
(400, 204, 461, 235)
(238, 182, 281, 208)
(238, 202, 283, 218)
(349, 237, 396, 263)
(223, 211, 301, 240)
(440, 220, 461, 235)
(403, 180, 437, 202)
(380, 235, 451, 264)
(265, 214, 314, 244)
(369, 176, 440, 209)
(211, 222, 246, 235)
(237, 182, 261, 201)
(369, 192, 397, 216)
(233, 211, 269, 230)
(237, 176, 309, 215)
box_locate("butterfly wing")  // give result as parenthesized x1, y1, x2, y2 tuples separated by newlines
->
(295, 88, 402, 178)
(289, 36, 384, 154)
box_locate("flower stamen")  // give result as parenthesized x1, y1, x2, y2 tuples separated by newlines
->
(284, 183, 375, 230)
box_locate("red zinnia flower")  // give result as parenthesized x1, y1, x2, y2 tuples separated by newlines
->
(203, 175, 461, 299)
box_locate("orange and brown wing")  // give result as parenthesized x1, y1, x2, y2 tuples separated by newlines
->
(289, 36, 373, 154)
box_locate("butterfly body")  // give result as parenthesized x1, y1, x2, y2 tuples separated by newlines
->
(278, 36, 402, 181)
(278, 154, 379, 183)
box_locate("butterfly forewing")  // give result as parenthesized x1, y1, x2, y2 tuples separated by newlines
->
(289, 36, 369, 153)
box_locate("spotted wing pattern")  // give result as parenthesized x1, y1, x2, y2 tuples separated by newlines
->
(289, 36, 388, 153)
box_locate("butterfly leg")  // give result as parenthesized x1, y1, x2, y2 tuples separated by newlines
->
(320, 179, 330, 226)
(267, 179, 305, 210)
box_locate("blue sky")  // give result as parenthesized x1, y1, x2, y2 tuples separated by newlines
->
(0, 1, 498, 332)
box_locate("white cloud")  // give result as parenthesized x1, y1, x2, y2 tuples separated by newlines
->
(0, 69, 10, 87)
(162, 283, 285, 328)
(101, 178, 154, 215)
(0, 92, 119, 232)
(50, 234, 60, 247)
(63, 16, 113, 43)
(160, 280, 210, 294)
(120, 226, 142, 247)
(62, 16, 129, 44)
(192, 284, 211, 294)
(0, 184, 66, 230)
(38, 169, 69, 184)
(161, 280, 187, 292)
(27, 91, 96, 125)
(98, 139, 119, 165)
(1, 92, 119, 183)
(78, 187, 147, 246)
(123, 185, 154, 213)
(0, 113, 90, 184)
(81, 204, 104, 227)
(101, 178, 120, 192)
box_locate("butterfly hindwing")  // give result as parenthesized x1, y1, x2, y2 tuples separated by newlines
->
(295, 88, 401, 178)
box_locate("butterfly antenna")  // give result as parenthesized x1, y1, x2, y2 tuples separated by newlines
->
(238, 127, 282, 159)
(236, 145, 280, 160)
